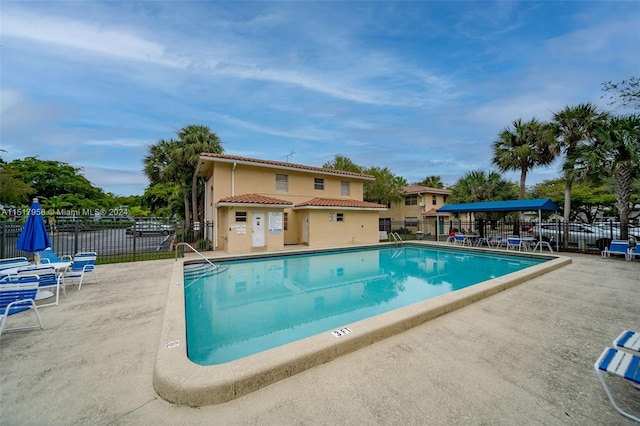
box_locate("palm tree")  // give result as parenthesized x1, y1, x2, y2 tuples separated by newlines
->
(492, 118, 554, 200)
(550, 103, 608, 247)
(449, 170, 516, 204)
(577, 114, 640, 239)
(417, 176, 445, 188)
(176, 125, 224, 226)
(144, 126, 224, 227)
(143, 139, 190, 220)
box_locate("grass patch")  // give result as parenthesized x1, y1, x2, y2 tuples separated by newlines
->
(97, 251, 179, 265)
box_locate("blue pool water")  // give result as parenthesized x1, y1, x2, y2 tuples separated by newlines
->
(184, 245, 547, 365)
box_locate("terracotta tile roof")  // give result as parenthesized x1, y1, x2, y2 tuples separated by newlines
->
(294, 198, 387, 209)
(403, 185, 451, 195)
(217, 194, 293, 206)
(200, 153, 375, 180)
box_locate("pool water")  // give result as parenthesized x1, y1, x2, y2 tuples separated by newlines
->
(184, 245, 546, 365)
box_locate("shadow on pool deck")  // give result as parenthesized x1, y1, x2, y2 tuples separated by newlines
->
(1, 249, 639, 425)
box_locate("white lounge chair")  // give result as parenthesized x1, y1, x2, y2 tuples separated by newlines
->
(62, 252, 98, 290)
(627, 245, 640, 262)
(594, 346, 640, 422)
(14, 265, 63, 307)
(0, 276, 44, 337)
(0, 257, 29, 271)
(614, 330, 640, 354)
(506, 236, 523, 251)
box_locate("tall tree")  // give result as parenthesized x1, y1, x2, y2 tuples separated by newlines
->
(176, 125, 224, 226)
(449, 170, 517, 204)
(143, 126, 224, 226)
(416, 176, 445, 188)
(576, 114, 640, 239)
(143, 139, 190, 220)
(550, 103, 608, 248)
(492, 118, 554, 200)
(322, 154, 363, 173)
(362, 166, 407, 206)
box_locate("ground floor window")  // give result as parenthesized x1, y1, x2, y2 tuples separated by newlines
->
(404, 217, 418, 227)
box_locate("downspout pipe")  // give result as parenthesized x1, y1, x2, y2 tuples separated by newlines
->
(232, 162, 237, 196)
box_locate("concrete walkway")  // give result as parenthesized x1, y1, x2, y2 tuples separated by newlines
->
(1, 252, 639, 425)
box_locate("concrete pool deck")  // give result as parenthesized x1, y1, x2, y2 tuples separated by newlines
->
(1, 247, 639, 425)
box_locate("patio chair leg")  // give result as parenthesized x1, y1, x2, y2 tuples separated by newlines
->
(594, 368, 640, 422)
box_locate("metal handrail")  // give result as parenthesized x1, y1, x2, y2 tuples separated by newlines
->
(390, 232, 403, 246)
(174, 242, 218, 270)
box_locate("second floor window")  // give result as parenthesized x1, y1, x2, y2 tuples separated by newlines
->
(405, 195, 417, 205)
(276, 173, 288, 192)
(314, 178, 324, 190)
(341, 181, 350, 196)
(432, 195, 437, 205)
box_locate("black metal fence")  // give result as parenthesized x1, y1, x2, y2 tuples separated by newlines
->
(0, 218, 214, 264)
(2, 217, 638, 262)
(381, 218, 640, 254)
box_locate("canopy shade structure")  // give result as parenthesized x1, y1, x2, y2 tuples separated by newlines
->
(436, 198, 559, 214)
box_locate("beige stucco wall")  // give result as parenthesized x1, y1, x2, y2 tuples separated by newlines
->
(210, 162, 365, 204)
(384, 193, 449, 222)
(301, 209, 380, 248)
(218, 207, 286, 255)
(203, 158, 383, 253)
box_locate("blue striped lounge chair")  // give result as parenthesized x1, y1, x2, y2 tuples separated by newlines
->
(627, 245, 640, 262)
(614, 330, 640, 354)
(594, 346, 640, 422)
(0, 257, 29, 271)
(601, 240, 629, 259)
(15, 265, 63, 308)
(62, 252, 98, 290)
(0, 276, 44, 337)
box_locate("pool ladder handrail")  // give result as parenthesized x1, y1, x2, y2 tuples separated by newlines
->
(390, 232, 403, 246)
(175, 242, 219, 270)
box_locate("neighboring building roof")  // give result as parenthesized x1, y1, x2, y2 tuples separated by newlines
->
(422, 208, 448, 216)
(293, 197, 387, 210)
(436, 198, 559, 213)
(199, 153, 375, 180)
(216, 194, 293, 207)
(403, 185, 451, 195)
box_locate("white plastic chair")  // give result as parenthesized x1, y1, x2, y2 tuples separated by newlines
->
(14, 265, 63, 307)
(0, 276, 44, 337)
(62, 252, 98, 290)
(594, 346, 640, 422)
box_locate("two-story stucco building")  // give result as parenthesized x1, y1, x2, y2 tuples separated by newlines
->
(196, 154, 387, 254)
(379, 185, 452, 237)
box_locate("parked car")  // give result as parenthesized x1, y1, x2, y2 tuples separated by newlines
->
(530, 222, 640, 250)
(126, 221, 174, 236)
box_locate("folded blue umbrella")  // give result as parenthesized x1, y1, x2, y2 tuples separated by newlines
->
(16, 198, 52, 253)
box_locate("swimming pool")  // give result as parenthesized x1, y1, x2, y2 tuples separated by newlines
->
(154, 243, 571, 406)
(184, 246, 546, 365)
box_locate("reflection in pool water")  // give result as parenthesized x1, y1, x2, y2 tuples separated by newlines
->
(184, 246, 545, 365)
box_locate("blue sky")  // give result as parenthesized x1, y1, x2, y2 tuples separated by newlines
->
(1, 1, 638, 196)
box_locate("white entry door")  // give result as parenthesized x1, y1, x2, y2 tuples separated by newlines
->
(252, 212, 265, 248)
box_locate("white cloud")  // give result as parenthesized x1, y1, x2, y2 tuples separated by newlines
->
(1, 9, 189, 68)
